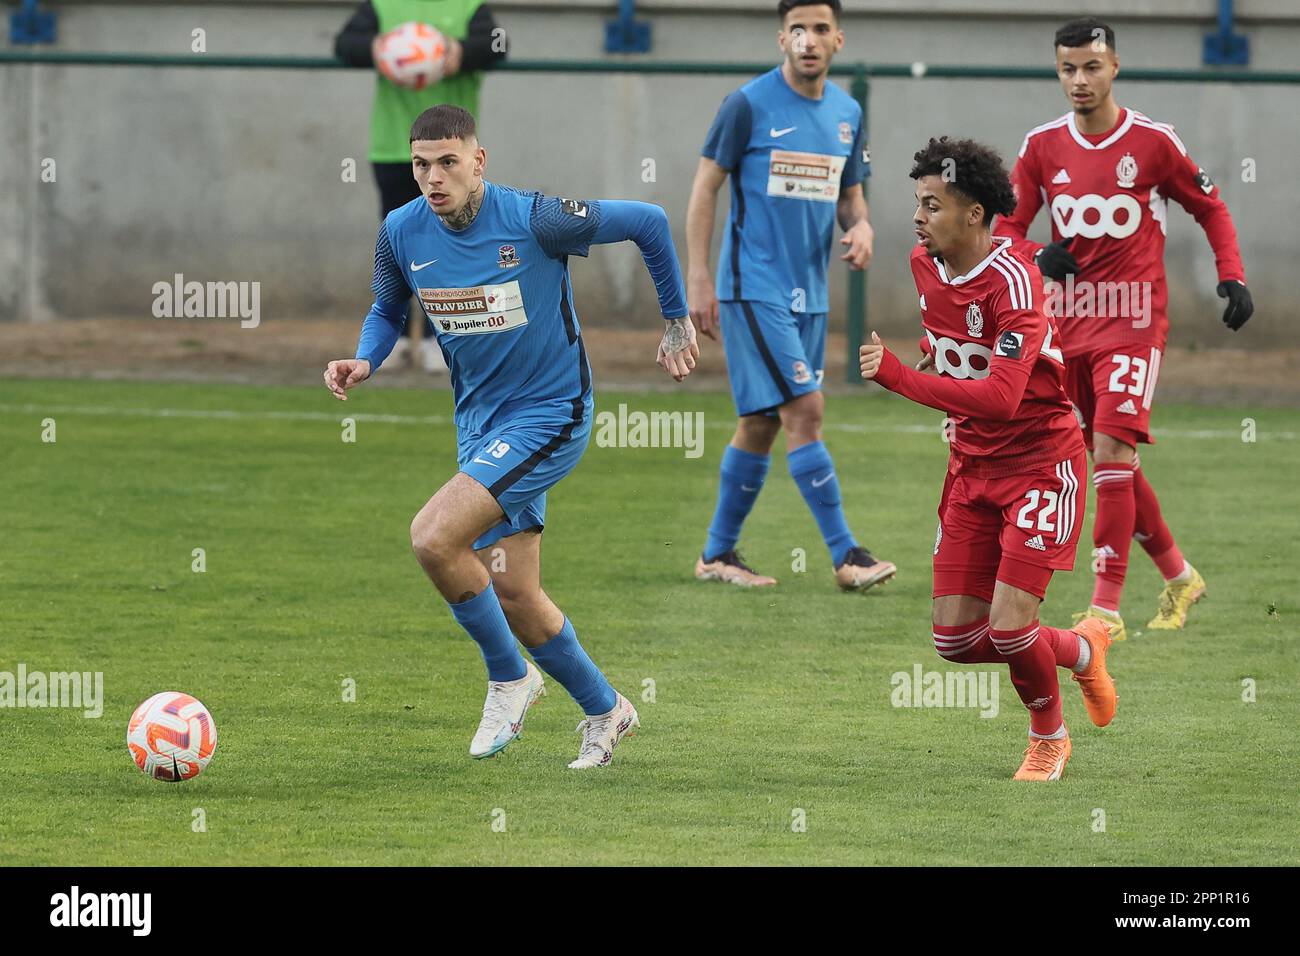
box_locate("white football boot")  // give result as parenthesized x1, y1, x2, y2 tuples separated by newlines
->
(568, 693, 639, 769)
(469, 661, 546, 759)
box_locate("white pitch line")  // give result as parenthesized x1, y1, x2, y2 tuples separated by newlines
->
(0, 403, 1294, 441)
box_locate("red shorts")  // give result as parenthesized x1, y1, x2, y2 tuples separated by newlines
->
(1064, 345, 1163, 448)
(932, 451, 1088, 603)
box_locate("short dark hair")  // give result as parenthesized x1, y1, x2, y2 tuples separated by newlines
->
(410, 104, 477, 144)
(778, 0, 841, 21)
(1054, 16, 1116, 52)
(909, 137, 1016, 226)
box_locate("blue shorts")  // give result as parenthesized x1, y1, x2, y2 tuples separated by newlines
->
(458, 405, 592, 550)
(719, 300, 826, 417)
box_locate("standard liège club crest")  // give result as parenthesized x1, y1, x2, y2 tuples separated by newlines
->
(965, 301, 984, 337)
(1116, 152, 1138, 189)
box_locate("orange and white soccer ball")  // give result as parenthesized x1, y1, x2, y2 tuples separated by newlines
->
(375, 22, 448, 90)
(127, 692, 217, 782)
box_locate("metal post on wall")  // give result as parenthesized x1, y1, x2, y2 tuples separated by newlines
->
(1204, 0, 1249, 66)
(10, 0, 56, 44)
(606, 0, 651, 54)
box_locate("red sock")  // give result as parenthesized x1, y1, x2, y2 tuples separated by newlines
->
(932, 618, 1002, 663)
(1090, 464, 1136, 612)
(1132, 464, 1185, 579)
(1039, 624, 1081, 669)
(989, 623, 1064, 736)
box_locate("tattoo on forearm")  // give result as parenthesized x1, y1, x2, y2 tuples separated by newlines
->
(661, 318, 692, 354)
(441, 185, 485, 231)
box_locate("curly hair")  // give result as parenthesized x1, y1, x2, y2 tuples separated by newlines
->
(909, 137, 1016, 225)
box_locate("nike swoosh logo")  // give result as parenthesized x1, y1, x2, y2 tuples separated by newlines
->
(811, 473, 833, 488)
(770, 126, 797, 138)
(410, 259, 437, 271)
(471, 457, 499, 468)
(741, 485, 759, 492)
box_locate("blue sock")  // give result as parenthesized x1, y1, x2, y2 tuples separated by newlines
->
(704, 445, 770, 560)
(527, 618, 617, 716)
(448, 583, 527, 682)
(788, 440, 857, 566)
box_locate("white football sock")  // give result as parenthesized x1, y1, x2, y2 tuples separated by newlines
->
(1072, 635, 1091, 673)
(1030, 724, 1068, 740)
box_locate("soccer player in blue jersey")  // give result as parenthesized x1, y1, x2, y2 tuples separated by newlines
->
(688, 0, 896, 591)
(324, 105, 699, 768)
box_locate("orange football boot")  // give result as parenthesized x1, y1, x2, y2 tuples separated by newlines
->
(1070, 617, 1118, 727)
(1013, 734, 1072, 781)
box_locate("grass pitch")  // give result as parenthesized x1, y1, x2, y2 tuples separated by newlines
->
(1, 378, 1296, 865)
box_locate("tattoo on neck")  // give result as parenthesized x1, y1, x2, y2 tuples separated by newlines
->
(441, 185, 484, 231)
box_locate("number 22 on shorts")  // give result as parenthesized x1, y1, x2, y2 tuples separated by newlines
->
(1015, 488, 1059, 534)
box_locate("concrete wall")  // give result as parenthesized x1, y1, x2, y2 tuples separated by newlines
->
(2, 1, 1297, 348)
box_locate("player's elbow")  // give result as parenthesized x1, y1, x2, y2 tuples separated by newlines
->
(636, 203, 671, 245)
(644, 202, 670, 229)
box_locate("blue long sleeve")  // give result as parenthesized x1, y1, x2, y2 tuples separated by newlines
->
(355, 299, 408, 371)
(355, 223, 411, 370)
(591, 200, 688, 320)
(531, 195, 687, 321)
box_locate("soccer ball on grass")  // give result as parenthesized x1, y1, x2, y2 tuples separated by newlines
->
(127, 691, 217, 782)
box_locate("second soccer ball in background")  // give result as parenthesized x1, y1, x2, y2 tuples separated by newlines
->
(375, 22, 448, 90)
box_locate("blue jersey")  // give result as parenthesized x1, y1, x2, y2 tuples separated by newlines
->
(356, 183, 687, 436)
(702, 66, 870, 313)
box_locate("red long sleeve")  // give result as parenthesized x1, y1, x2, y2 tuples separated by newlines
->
(1160, 139, 1245, 284)
(875, 345, 1032, 423)
(993, 140, 1045, 260)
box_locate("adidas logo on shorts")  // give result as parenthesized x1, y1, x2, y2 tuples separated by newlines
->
(1116, 398, 1138, 415)
(1025, 534, 1047, 551)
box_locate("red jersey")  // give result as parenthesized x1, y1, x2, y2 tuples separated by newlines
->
(875, 240, 1084, 478)
(994, 108, 1244, 358)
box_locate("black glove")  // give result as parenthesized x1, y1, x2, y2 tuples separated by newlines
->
(1217, 280, 1253, 331)
(1034, 239, 1078, 282)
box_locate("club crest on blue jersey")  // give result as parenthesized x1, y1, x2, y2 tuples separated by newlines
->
(498, 244, 520, 268)
(839, 121, 852, 144)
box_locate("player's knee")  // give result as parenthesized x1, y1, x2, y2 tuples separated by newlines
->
(735, 415, 780, 450)
(498, 588, 553, 642)
(494, 586, 529, 622)
(784, 418, 822, 445)
(409, 513, 460, 569)
(780, 395, 823, 441)
(1092, 432, 1135, 464)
